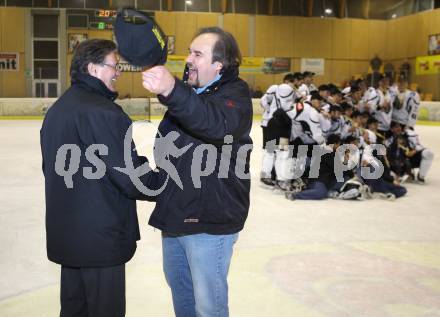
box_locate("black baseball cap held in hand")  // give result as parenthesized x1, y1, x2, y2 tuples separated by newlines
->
(114, 8, 168, 67)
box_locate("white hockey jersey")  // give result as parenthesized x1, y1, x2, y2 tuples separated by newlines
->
(405, 128, 424, 152)
(286, 102, 325, 145)
(260, 84, 278, 127)
(297, 83, 309, 99)
(374, 88, 393, 131)
(392, 89, 420, 128)
(358, 87, 379, 114)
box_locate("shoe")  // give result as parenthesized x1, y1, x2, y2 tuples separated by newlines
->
(276, 180, 292, 191)
(285, 191, 296, 200)
(260, 178, 275, 188)
(291, 178, 306, 192)
(328, 191, 339, 199)
(399, 174, 410, 185)
(359, 185, 373, 199)
(378, 192, 396, 201)
(339, 188, 361, 200)
(416, 173, 425, 184)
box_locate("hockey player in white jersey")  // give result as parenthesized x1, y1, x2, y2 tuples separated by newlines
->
(374, 75, 393, 136)
(392, 77, 420, 128)
(323, 105, 345, 139)
(260, 84, 278, 130)
(385, 122, 433, 184)
(405, 127, 434, 183)
(359, 83, 380, 114)
(327, 85, 343, 106)
(274, 92, 325, 190)
(297, 71, 317, 99)
(260, 83, 296, 186)
(291, 72, 305, 101)
(344, 84, 362, 108)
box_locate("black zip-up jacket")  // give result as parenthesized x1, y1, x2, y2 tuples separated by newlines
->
(41, 73, 162, 267)
(148, 66, 253, 235)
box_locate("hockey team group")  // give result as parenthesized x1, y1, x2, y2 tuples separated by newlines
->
(259, 71, 434, 201)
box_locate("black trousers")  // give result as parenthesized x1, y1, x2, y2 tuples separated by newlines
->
(60, 264, 125, 317)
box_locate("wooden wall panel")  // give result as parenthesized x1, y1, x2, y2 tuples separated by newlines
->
(254, 74, 277, 92)
(1, 9, 6, 95)
(155, 11, 176, 37)
(2, 8, 25, 52)
(385, 19, 396, 59)
(0, 9, 3, 50)
(196, 13, 218, 29)
(234, 14, 250, 57)
(1, 9, 25, 97)
(222, 14, 235, 35)
(291, 58, 301, 72)
(224, 14, 250, 57)
(294, 17, 332, 58)
(273, 16, 293, 57)
(115, 72, 132, 97)
(87, 30, 112, 40)
(349, 61, 369, 80)
(2, 53, 25, 97)
(429, 9, 440, 33)
(394, 17, 408, 59)
(328, 60, 348, 87)
(368, 20, 387, 59)
(405, 15, 422, 57)
(350, 19, 369, 60)
(416, 11, 431, 57)
(132, 71, 154, 98)
(332, 19, 351, 59)
(174, 12, 197, 55)
(255, 15, 275, 57)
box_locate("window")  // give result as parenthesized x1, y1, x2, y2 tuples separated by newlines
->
(34, 61, 59, 79)
(137, 0, 161, 10)
(33, 0, 51, 8)
(279, 0, 304, 16)
(59, 0, 85, 8)
(33, 41, 58, 59)
(67, 14, 89, 28)
(172, 0, 185, 11)
(235, 0, 256, 14)
(256, 0, 268, 15)
(33, 13, 59, 96)
(186, 0, 209, 12)
(6, 0, 32, 7)
(85, 0, 107, 9)
(110, 0, 135, 9)
(34, 15, 58, 37)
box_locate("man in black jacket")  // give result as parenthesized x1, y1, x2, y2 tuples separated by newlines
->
(40, 39, 162, 317)
(142, 27, 252, 317)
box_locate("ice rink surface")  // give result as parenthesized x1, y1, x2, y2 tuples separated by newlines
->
(1, 119, 440, 317)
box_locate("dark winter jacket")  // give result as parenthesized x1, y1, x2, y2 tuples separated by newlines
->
(148, 66, 253, 235)
(41, 73, 162, 267)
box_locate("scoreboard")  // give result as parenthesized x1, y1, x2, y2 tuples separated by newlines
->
(67, 9, 154, 30)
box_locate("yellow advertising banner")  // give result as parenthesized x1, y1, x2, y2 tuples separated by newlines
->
(415, 55, 440, 75)
(240, 57, 265, 73)
(166, 55, 187, 73)
(164, 55, 289, 74)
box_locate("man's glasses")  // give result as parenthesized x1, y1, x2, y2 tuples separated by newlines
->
(101, 63, 120, 71)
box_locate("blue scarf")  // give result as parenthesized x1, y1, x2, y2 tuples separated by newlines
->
(194, 73, 222, 95)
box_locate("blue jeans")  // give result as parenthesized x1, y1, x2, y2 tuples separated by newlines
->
(162, 233, 239, 317)
(295, 181, 328, 200)
(367, 178, 407, 198)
